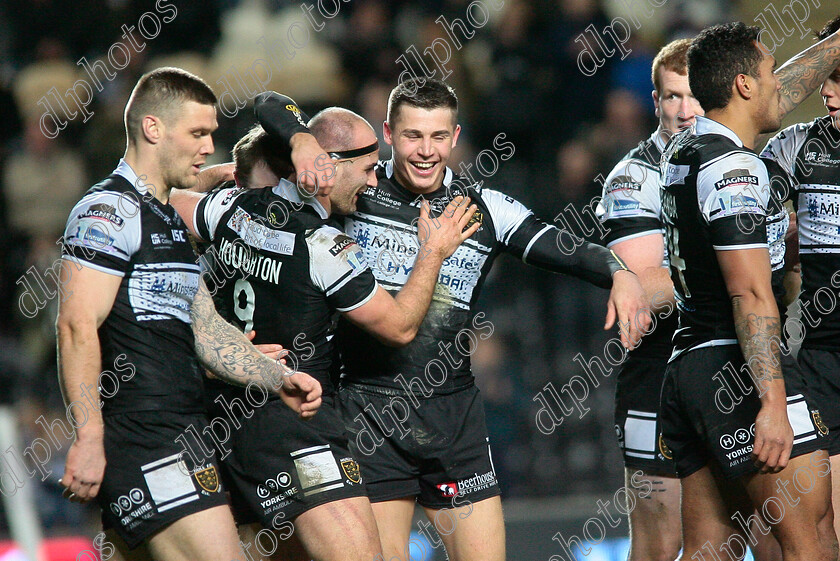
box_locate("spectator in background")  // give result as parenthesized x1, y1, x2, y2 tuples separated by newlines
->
(540, 0, 614, 143)
(4, 120, 86, 365)
(4, 121, 86, 247)
(583, 89, 652, 174)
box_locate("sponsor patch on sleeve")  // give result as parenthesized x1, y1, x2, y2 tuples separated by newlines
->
(714, 169, 759, 190)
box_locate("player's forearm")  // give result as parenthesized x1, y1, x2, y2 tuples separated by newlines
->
(639, 267, 675, 311)
(390, 251, 446, 344)
(190, 283, 291, 392)
(56, 317, 104, 440)
(731, 292, 785, 405)
(776, 29, 840, 120)
(526, 231, 628, 288)
(254, 91, 310, 144)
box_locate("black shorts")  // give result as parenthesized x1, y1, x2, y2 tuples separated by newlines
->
(207, 395, 366, 527)
(661, 345, 829, 479)
(339, 383, 500, 510)
(614, 354, 677, 475)
(99, 411, 228, 550)
(798, 348, 840, 454)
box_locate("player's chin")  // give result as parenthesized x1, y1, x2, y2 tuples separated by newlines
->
(173, 173, 199, 190)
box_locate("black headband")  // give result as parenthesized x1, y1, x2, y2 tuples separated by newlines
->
(328, 141, 379, 160)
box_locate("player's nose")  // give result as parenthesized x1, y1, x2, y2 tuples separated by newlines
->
(419, 137, 433, 156)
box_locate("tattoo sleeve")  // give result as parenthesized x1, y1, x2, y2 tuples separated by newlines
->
(190, 280, 289, 392)
(731, 299, 783, 392)
(776, 31, 840, 120)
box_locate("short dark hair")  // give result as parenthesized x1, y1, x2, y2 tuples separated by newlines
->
(387, 78, 458, 124)
(232, 124, 293, 187)
(125, 67, 217, 141)
(818, 16, 840, 41)
(652, 38, 692, 93)
(687, 22, 763, 112)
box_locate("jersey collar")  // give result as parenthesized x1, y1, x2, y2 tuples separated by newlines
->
(113, 159, 155, 196)
(694, 116, 744, 147)
(651, 127, 671, 152)
(271, 178, 329, 219)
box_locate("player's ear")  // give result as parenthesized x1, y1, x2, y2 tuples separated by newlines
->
(652, 90, 660, 117)
(735, 74, 753, 100)
(383, 121, 393, 146)
(142, 115, 163, 144)
(452, 124, 461, 148)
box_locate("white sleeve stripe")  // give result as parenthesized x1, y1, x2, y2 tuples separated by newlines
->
(605, 230, 663, 247)
(325, 269, 359, 297)
(521, 225, 552, 262)
(60, 255, 125, 277)
(335, 282, 379, 312)
(712, 243, 768, 251)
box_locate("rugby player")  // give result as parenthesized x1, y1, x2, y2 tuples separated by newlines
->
(256, 81, 650, 561)
(600, 26, 840, 559)
(660, 23, 835, 560)
(56, 67, 322, 561)
(760, 14, 840, 543)
(170, 107, 480, 561)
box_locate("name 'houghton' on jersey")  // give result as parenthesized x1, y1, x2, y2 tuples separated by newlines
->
(194, 179, 378, 398)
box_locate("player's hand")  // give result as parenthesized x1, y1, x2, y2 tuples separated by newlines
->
(417, 196, 480, 259)
(278, 372, 322, 419)
(605, 270, 651, 349)
(246, 331, 288, 364)
(290, 132, 335, 197)
(194, 163, 236, 193)
(752, 401, 793, 473)
(60, 435, 106, 502)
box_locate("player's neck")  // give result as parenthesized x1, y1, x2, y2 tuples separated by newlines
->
(703, 107, 758, 151)
(123, 147, 172, 205)
(393, 167, 442, 196)
(320, 193, 332, 216)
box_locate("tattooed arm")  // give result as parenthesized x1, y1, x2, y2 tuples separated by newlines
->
(717, 247, 791, 474)
(776, 28, 840, 119)
(191, 279, 322, 417)
(754, 28, 840, 148)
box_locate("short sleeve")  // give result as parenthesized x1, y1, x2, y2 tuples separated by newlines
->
(599, 156, 662, 246)
(306, 226, 377, 312)
(194, 187, 244, 241)
(697, 151, 770, 251)
(62, 191, 142, 276)
(481, 189, 534, 245)
(760, 123, 808, 177)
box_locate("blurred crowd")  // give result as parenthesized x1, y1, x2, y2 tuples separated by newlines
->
(0, 0, 733, 537)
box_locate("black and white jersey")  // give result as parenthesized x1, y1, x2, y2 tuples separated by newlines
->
(61, 160, 204, 415)
(761, 116, 840, 350)
(194, 179, 377, 397)
(661, 117, 771, 359)
(600, 128, 678, 357)
(337, 160, 625, 394)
